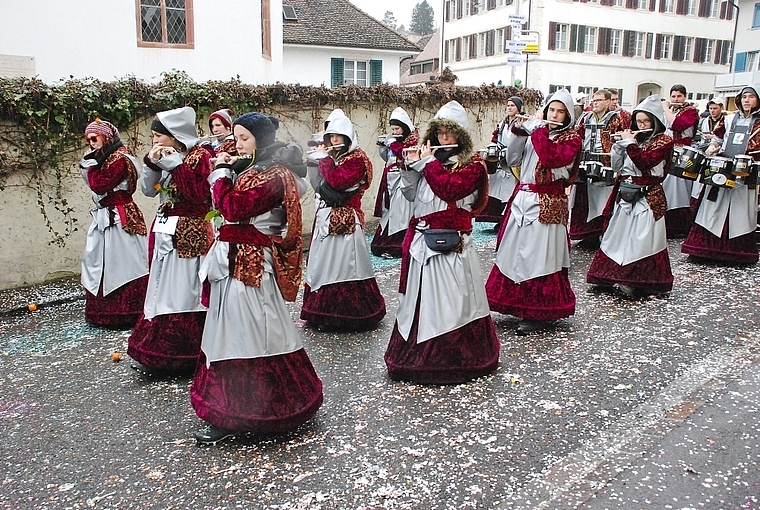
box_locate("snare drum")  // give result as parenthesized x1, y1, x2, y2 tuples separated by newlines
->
(733, 155, 753, 177)
(669, 146, 705, 181)
(586, 161, 604, 182)
(591, 166, 615, 187)
(701, 156, 736, 188)
(484, 143, 500, 163)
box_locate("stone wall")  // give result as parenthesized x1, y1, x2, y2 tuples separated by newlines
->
(0, 100, 509, 290)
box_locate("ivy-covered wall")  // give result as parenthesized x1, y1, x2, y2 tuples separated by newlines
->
(0, 71, 542, 290)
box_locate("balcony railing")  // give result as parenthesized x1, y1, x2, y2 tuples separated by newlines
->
(714, 70, 760, 89)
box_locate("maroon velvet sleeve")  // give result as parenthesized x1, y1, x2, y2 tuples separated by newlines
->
(625, 138, 674, 172)
(172, 150, 214, 205)
(531, 127, 582, 168)
(714, 122, 726, 140)
(423, 158, 485, 202)
(389, 140, 405, 158)
(671, 108, 699, 132)
(87, 157, 128, 194)
(319, 155, 367, 190)
(212, 177, 284, 223)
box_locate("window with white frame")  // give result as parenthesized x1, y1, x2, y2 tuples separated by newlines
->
(613, 0, 624, 6)
(584, 27, 597, 53)
(663, 0, 675, 13)
(610, 29, 622, 55)
(634, 32, 646, 57)
(703, 39, 714, 63)
(686, 0, 697, 15)
(637, 0, 647, 9)
(754, 3, 760, 27)
(344, 60, 368, 86)
(556, 23, 569, 50)
(497, 28, 505, 53)
(660, 34, 672, 59)
(708, 0, 719, 17)
(683, 37, 694, 61)
(748, 51, 759, 72)
(479, 32, 487, 56)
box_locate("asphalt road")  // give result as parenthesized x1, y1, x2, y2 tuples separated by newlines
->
(1, 222, 758, 509)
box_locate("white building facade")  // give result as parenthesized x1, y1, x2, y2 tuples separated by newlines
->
(0, 0, 283, 84)
(441, 0, 735, 107)
(714, 0, 760, 104)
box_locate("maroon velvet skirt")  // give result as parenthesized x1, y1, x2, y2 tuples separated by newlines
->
(486, 267, 576, 321)
(127, 311, 206, 372)
(190, 349, 323, 434)
(587, 249, 673, 293)
(301, 280, 386, 330)
(384, 315, 500, 384)
(569, 184, 605, 241)
(84, 276, 147, 328)
(682, 222, 758, 264)
(665, 207, 693, 239)
(475, 196, 508, 224)
(370, 223, 406, 258)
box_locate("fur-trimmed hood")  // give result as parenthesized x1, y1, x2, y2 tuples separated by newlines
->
(421, 100, 474, 165)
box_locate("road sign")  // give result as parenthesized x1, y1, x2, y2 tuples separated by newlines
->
(507, 56, 525, 67)
(508, 14, 528, 24)
(519, 31, 539, 54)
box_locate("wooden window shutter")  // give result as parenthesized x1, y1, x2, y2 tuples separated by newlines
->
(486, 30, 495, 56)
(578, 25, 587, 51)
(734, 52, 747, 72)
(646, 32, 654, 58)
(721, 40, 730, 64)
(697, 0, 708, 16)
(649, 0, 657, 10)
(693, 37, 705, 62)
(719, 0, 726, 18)
(598, 27, 608, 54)
(625, 0, 635, 8)
(549, 22, 557, 50)
(713, 40, 722, 64)
(654, 34, 662, 59)
(370, 60, 383, 85)
(331, 58, 345, 88)
(623, 30, 632, 56)
(570, 24, 579, 52)
(672, 35, 682, 60)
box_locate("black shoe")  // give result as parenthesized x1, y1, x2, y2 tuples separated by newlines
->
(130, 361, 160, 376)
(194, 424, 236, 445)
(614, 284, 637, 300)
(516, 321, 542, 336)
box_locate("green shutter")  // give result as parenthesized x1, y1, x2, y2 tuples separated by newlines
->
(370, 59, 383, 85)
(331, 58, 345, 88)
(734, 52, 747, 72)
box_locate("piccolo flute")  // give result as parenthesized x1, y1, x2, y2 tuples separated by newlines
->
(307, 143, 344, 154)
(516, 114, 563, 126)
(401, 144, 459, 153)
(612, 129, 653, 138)
(210, 154, 252, 164)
